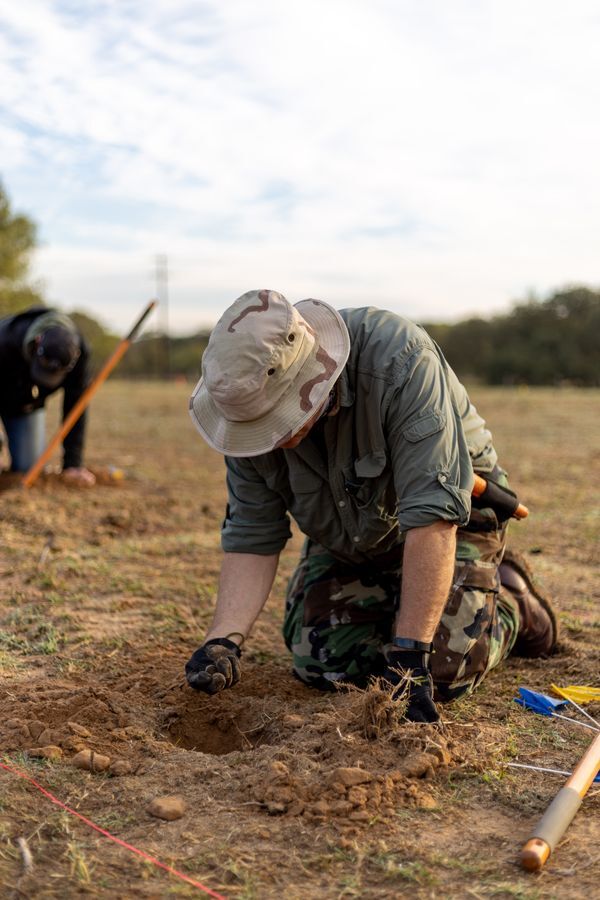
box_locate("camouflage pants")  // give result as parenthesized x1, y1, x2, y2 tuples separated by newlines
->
(282, 488, 521, 702)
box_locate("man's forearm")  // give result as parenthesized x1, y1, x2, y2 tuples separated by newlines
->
(395, 520, 457, 643)
(204, 551, 280, 644)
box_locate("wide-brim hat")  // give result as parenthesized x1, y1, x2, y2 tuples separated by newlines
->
(189, 290, 350, 457)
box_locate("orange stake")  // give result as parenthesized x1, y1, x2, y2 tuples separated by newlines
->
(521, 732, 600, 871)
(22, 300, 157, 488)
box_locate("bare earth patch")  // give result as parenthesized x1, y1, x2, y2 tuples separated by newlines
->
(0, 382, 598, 898)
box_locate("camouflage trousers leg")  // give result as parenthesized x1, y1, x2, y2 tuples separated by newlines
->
(432, 505, 519, 700)
(282, 542, 398, 690)
(283, 504, 521, 701)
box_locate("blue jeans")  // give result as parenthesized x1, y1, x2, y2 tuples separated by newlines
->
(1, 409, 46, 472)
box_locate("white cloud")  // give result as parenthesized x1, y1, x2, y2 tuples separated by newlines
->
(1, 0, 599, 332)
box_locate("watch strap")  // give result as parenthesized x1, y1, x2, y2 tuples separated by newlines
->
(392, 637, 433, 653)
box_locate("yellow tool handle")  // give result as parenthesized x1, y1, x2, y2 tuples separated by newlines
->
(521, 732, 600, 871)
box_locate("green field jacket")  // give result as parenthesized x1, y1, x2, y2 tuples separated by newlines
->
(222, 306, 498, 564)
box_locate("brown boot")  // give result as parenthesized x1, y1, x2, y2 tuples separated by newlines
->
(498, 549, 558, 658)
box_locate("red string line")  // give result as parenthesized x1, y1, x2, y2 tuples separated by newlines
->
(0, 761, 226, 899)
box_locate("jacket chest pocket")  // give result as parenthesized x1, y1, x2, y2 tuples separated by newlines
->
(343, 451, 391, 511)
(288, 471, 330, 532)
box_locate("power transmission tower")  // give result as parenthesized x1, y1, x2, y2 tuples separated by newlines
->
(155, 254, 171, 378)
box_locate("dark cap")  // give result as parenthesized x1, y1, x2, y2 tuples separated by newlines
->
(30, 326, 81, 389)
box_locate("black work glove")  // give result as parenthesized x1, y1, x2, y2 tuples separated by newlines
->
(185, 638, 241, 694)
(385, 648, 440, 723)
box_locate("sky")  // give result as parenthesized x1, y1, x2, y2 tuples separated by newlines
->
(1, 1, 599, 336)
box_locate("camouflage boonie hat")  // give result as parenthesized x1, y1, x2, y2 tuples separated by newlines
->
(189, 289, 350, 456)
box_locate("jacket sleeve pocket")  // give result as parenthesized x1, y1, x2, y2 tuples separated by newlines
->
(401, 410, 446, 443)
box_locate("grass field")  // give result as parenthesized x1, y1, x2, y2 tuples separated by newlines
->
(1, 381, 598, 899)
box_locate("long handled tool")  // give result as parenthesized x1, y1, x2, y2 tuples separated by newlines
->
(22, 300, 157, 488)
(521, 731, 600, 871)
(472, 473, 529, 519)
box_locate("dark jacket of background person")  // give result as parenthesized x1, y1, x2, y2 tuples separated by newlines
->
(0, 307, 90, 469)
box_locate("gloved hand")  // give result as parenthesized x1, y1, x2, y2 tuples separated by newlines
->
(385, 648, 440, 723)
(185, 638, 241, 694)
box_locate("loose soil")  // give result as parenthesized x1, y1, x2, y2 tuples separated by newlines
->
(0, 382, 598, 899)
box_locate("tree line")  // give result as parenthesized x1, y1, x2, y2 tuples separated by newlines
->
(2, 179, 598, 385)
(422, 286, 599, 386)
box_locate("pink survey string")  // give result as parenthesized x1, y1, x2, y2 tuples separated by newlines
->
(0, 760, 226, 899)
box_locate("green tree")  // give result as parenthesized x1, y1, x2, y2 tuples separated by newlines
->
(426, 286, 600, 386)
(0, 180, 44, 316)
(484, 287, 600, 385)
(117, 330, 210, 379)
(423, 317, 494, 382)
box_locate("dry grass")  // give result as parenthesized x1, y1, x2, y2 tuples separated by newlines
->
(0, 380, 598, 899)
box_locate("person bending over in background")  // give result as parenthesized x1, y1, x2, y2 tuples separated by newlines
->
(0, 306, 95, 486)
(184, 289, 557, 722)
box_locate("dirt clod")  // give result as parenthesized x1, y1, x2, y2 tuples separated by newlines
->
(71, 749, 112, 772)
(27, 745, 63, 761)
(147, 795, 186, 821)
(27, 722, 47, 741)
(328, 766, 373, 787)
(68, 722, 92, 738)
(108, 759, 133, 776)
(397, 752, 439, 778)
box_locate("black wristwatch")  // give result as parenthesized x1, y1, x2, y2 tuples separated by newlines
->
(392, 637, 433, 653)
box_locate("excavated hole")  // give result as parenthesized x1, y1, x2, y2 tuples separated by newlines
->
(164, 707, 276, 755)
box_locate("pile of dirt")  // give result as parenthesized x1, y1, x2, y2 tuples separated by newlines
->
(0, 660, 502, 832)
(0, 681, 168, 775)
(235, 682, 499, 824)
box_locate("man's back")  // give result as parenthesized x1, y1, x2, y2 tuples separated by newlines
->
(340, 306, 496, 471)
(0, 307, 50, 414)
(223, 305, 496, 563)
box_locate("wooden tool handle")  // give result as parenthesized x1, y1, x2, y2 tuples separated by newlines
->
(521, 732, 600, 871)
(22, 300, 157, 488)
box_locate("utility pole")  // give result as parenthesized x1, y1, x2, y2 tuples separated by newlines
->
(155, 253, 171, 378)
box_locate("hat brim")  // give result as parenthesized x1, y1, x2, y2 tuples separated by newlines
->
(189, 299, 350, 457)
(30, 359, 68, 390)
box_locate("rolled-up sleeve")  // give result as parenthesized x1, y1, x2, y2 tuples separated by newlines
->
(222, 456, 292, 554)
(387, 349, 472, 529)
